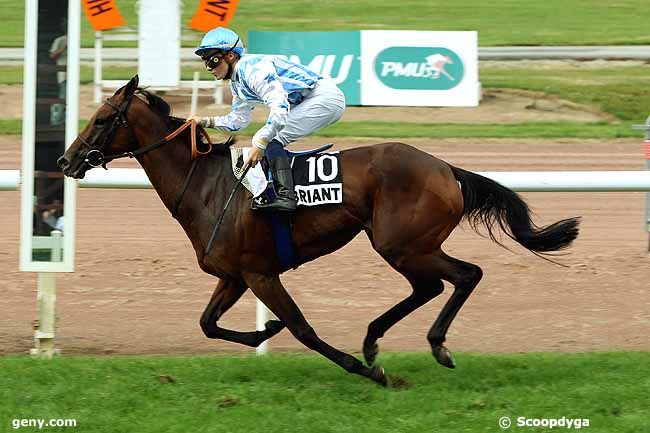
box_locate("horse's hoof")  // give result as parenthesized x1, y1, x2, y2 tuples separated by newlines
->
(432, 345, 456, 369)
(363, 340, 379, 366)
(369, 365, 388, 387)
(264, 320, 285, 336)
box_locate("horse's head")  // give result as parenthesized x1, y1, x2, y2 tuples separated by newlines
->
(58, 75, 143, 179)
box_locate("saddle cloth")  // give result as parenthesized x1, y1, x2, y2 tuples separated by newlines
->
(230, 148, 343, 207)
(229, 147, 268, 197)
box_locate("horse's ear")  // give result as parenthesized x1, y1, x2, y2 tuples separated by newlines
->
(124, 75, 139, 96)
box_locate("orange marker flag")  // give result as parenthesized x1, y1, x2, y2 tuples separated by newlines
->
(82, 0, 125, 31)
(189, 0, 240, 32)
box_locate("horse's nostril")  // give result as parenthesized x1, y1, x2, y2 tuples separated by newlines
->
(57, 155, 69, 169)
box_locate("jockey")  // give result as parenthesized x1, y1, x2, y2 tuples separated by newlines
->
(192, 27, 346, 213)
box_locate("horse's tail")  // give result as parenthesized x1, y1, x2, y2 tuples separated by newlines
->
(449, 165, 580, 253)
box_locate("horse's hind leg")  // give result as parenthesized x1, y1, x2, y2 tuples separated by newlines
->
(363, 276, 443, 366)
(200, 278, 285, 347)
(426, 253, 483, 368)
(364, 247, 481, 369)
(245, 273, 387, 386)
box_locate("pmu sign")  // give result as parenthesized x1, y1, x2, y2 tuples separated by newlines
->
(361, 31, 478, 106)
(248, 31, 361, 105)
(248, 30, 479, 107)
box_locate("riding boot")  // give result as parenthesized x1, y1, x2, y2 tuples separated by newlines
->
(253, 152, 297, 212)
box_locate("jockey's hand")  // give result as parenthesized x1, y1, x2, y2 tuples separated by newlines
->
(188, 116, 210, 128)
(245, 145, 265, 168)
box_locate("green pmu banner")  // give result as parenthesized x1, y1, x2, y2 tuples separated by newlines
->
(248, 31, 361, 106)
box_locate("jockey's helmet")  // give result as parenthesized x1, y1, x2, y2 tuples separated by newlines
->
(195, 27, 245, 57)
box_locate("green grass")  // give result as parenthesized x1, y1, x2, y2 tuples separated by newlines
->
(1, 352, 648, 433)
(481, 64, 650, 121)
(3, 0, 650, 47)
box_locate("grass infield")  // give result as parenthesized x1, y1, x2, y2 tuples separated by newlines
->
(3, 0, 650, 47)
(1, 352, 648, 432)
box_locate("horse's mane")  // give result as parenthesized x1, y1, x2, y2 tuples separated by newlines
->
(134, 87, 234, 155)
(135, 88, 171, 117)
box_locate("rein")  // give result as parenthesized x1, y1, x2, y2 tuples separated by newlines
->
(82, 117, 213, 167)
(77, 93, 215, 218)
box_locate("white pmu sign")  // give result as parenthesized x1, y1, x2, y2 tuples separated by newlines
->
(20, 0, 78, 272)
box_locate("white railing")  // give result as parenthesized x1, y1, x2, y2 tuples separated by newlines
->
(0, 170, 19, 191)
(32, 231, 63, 262)
(7, 169, 650, 192)
(93, 29, 223, 105)
(69, 168, 650, 192)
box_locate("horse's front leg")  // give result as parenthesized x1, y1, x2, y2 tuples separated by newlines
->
(244, 272, 387, 386)
(200, 278, 285, 347)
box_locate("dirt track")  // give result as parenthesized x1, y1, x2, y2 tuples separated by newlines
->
(2, 131, 649, 356)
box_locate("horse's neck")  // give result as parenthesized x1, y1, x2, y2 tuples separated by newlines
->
(132, 122, 233, 219)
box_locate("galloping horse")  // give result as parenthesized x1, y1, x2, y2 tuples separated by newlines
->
(58, 76, 580, 385)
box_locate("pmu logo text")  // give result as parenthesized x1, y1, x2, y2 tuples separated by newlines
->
(374, 47, 464, 90)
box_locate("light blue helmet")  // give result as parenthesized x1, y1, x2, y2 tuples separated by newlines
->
(195, 27, 245, 57)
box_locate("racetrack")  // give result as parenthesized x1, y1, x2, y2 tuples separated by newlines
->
(2, 133, 649, 356)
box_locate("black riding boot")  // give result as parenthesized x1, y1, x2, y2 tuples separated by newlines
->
(254, 153, 297, 212)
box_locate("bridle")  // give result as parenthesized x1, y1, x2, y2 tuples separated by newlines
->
(76, 90, 214, 217)
(77, 92, 212, 169)
(78, 93, 135, 169)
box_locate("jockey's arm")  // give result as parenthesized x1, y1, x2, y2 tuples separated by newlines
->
(204, 96, 252, 133)
(247, 65, 290, 150)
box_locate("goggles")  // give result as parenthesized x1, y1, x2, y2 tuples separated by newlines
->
(204, 54, 222, 70)
(202, 37, 240, 70)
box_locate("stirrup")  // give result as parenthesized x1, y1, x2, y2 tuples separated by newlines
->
(252, 197, 297, 213)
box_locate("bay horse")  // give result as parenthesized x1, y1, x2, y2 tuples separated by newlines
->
(58, 76, 580, 385)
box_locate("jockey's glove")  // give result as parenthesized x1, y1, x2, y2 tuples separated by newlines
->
(189, 116, 213, 128)
(199, 117, 213, 128)
(252, 136, 269, 150)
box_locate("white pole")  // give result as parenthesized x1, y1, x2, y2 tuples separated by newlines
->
(94, 31, 103, 104)
(190, 71, 199, 117)
(643, 116, 650, 251)
(30, 273, 59, 358)
(256, 300, 269, 355)
(50, 230, 63, 262)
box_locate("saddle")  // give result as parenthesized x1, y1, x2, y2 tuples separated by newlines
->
(235, 143, 340, 272)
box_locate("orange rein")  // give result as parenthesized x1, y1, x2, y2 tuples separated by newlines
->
(164, 119, 214, 159)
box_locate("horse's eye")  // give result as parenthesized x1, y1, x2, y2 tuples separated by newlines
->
(94, 118, 106, 127)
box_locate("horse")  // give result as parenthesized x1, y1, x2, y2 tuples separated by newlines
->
(58, 75, 580, 385)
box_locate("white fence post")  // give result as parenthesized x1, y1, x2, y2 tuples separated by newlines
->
(633, 115, 650, 250)
(256, 300, 269, 355)
(30, 272, 59, 358)
(94, 31, 103, 104)
(191, 71, 199, 117)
